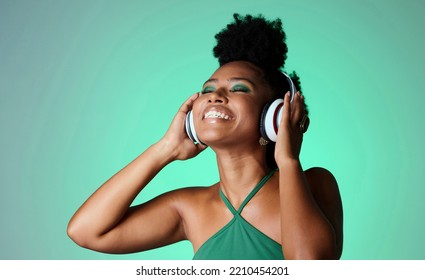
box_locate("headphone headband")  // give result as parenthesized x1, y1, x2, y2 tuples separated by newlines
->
(281, 71, 296, 102)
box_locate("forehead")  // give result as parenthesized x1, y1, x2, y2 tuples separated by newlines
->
(210, 61, 265, 82)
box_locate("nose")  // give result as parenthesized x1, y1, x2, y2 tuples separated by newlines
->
(208, 88, 228, 104)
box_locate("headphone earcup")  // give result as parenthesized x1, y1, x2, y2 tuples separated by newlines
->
(259, 71, 297, 142)
(185, 110, 195, 142)
(185, 110, 202, 144)
(260, 102, 272, 142)
(259, 99, 284, 142)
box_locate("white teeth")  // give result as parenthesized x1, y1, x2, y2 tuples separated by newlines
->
(205, 110, 230, 119)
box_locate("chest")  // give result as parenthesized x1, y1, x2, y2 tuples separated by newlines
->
(186, 189, 281, 252)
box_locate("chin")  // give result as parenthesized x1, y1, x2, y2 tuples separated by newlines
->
(198, 135, 223, 146)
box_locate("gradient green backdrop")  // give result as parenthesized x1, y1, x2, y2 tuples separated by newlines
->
(1, 0, 424, 260)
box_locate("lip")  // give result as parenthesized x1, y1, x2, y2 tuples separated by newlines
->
(202, 106, 234, 121)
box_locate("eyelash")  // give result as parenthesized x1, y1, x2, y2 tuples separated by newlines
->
(201, 87, 214, 94)
(201, 86, 250, 94)
(230, 86, 249, 93)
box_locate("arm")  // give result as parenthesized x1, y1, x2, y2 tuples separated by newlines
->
(67, 93, 206, 254)
(275, 92, 343, 259)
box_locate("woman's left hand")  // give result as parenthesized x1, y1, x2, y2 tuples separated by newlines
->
(274, 91, 307, 167)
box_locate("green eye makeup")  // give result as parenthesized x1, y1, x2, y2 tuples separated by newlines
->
(230, 84, 251, 93)
(201, 86, 215, 94)
(201, 83, 251, 94)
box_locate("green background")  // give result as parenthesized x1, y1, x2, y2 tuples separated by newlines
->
(1, 0, 424, 260)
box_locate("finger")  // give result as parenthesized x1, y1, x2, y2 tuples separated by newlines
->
(281, 91, 291, 126)
(178, 92, 200, 113)
(291, 91, 304, 127)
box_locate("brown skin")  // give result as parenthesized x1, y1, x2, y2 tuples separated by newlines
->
(67, 61, 343, 259)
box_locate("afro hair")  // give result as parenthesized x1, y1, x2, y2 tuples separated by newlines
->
(213, 13, 303, 95)
(213, 14, 288, 71)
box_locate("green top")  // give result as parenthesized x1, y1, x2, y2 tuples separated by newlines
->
(193, 170, 284, 260)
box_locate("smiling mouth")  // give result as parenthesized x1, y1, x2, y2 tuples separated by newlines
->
(204, 110, 231, 120)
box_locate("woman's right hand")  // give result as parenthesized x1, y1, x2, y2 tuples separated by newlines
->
(159, 93, 207, 161)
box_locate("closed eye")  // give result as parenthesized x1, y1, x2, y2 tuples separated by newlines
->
(229, 84, 251, 93)
(201, 86, 215, 94)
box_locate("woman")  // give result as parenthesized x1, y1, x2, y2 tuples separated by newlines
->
(67, 14, 343, 260)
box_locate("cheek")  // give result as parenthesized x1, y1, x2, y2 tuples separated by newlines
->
(237, 100, 263, 128)
(251, 97, 265, 115)
(191, 97, 205, 131)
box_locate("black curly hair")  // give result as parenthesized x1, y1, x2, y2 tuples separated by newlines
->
(212, 13, 307, 169)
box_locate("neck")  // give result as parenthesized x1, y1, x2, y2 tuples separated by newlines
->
(214, 146, 270, 208)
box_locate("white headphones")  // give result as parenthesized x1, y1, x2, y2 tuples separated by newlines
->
(185, 72, 295, 144)
(185, 109, 203, 144)
(259, 72, 296, 142)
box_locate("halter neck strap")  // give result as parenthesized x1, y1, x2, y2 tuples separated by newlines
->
(219, 170, 275, 214)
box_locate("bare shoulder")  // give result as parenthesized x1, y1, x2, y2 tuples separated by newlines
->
(167, 183, 218, 204)
(304, 167, 344, 257)
(304, 167, 339, 195)
(163, 183, 221, 246)
(163, 183, 220, 217)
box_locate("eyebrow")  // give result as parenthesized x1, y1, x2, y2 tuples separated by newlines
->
(202, 77, 256, 88)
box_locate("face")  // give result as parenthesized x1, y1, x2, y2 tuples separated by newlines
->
(192, 61, 274, 146)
